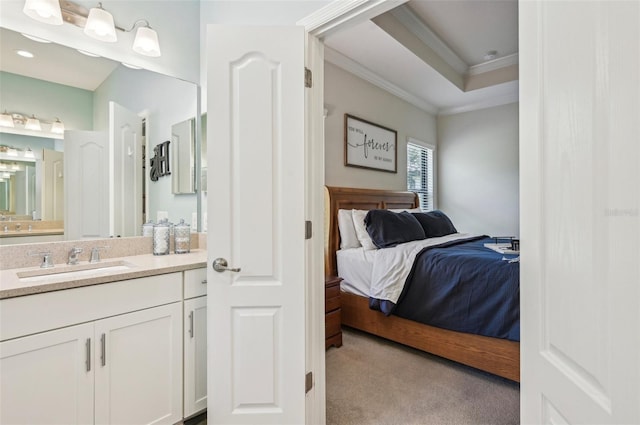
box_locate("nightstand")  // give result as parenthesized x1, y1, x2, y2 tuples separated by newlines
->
(325, 276, 343, 349)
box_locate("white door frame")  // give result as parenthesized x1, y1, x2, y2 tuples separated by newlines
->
(297, 1, 410, 423)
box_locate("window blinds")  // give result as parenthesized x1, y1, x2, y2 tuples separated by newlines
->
(407, 142, 434, 211)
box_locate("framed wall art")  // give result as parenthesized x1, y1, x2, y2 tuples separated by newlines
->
(344, 114, 397, 173)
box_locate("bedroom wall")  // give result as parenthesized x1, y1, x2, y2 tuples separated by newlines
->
(437, 102, 519, 236)
(324, 62, 437, 191)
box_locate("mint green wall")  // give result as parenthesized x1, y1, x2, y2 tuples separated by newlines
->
(0, 71, 93, 131)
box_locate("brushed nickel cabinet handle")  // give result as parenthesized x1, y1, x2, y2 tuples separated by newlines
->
(100, 333, 106, 367)
(85, 338, 91, 372)
(189, 311, 194, 338)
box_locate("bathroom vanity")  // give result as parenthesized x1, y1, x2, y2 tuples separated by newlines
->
(0, 249, 207, 424)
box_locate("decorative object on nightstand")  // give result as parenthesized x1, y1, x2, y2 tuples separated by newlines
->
(325, 276, 343, 349)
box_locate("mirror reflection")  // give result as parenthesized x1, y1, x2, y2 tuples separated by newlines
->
(172, 117, 196, 194)
(0, 27, 200, 244)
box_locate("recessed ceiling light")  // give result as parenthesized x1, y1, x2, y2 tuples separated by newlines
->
(21, 33, 51, 43)
(483, 50, 498, 61)
(77, 49, 101, 58)
(15, 49, 35, 58)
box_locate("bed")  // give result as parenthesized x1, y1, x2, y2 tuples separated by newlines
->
(324, 186, 520, 382)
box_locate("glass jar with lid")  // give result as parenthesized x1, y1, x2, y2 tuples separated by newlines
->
(153, 221, 170, 255)
(174, 219, 191, 254)
(142, 220, 155, 237)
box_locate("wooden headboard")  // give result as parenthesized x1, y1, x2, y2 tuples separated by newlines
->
(324, 186, 419, 277)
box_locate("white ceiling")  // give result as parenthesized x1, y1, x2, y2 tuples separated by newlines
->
(0, 27, 118, 91)
(324, 0, 519, 115)
(1, 0, 519, 115)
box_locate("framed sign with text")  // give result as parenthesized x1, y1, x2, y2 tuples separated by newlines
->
(344, 114, 397, 173)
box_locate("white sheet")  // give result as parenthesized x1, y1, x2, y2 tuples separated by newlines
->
(338, 233, 478, 303)
(336, 247, 376, 297)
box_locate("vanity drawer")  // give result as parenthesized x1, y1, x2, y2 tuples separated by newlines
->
(184, 268, 207, 299)
(1, 273, 182, 341)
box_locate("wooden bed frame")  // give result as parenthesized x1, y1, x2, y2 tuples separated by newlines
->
(324, 186, 520, 382)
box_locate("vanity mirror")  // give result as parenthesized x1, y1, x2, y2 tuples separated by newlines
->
(0, 27, 201, 244)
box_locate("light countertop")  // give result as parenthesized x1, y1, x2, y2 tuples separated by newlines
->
(0, 229, 64, 238)
(0, 249, 207, 300)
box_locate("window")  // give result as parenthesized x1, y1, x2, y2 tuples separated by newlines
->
(407, 140, 435, 211)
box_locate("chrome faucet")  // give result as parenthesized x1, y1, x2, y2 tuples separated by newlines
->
(67, 247, 83, 265)
(29, 251, 54, 268)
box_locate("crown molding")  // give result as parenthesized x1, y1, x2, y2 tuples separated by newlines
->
(389, 5, 468, 75)
(324, 46, 438, 115)
(468, 53, 519, 76)
(438, 91, 519, 116)
(298, 0, 409, 38)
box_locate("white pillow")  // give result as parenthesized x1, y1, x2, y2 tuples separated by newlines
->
(337, 209, 361, 249)
(351, 209, 377, 250)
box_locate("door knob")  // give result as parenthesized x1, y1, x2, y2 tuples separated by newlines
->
(213, 257, 241, 273)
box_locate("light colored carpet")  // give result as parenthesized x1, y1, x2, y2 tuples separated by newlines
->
(326, 328, 520, 425)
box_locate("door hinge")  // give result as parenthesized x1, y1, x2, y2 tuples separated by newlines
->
(304, 67, 312, 88)
(305, 371, 313, 393)
(305, 220, 312, 240)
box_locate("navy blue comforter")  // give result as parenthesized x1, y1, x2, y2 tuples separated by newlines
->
(370, 236, 520, 341)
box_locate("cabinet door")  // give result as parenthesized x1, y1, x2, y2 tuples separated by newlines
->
(0, 323, 94, 424)
(184, 296, 207, 417)
(94, 303, 182, 425)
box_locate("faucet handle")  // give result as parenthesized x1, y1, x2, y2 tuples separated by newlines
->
(67, 247, 83, 265)
(89, 246, 109, 263)
(29, 251, 54, 268)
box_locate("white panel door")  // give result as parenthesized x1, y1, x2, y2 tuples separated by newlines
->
(109, 101, 143, 238)
(520, 1, 640, 424)
(64, 130, 109, 239)
(94, 303, 182, 425)
(0, 323, 94, 424)
(42, 149, 64, 220)
(207, 25, 306, 424)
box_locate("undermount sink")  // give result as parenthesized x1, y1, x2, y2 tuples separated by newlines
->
(17, 260, 135, 283)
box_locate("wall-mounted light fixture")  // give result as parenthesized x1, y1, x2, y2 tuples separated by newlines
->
(84, 3, 117, 42)
(51, 118, 65, 134)
(24, 115, 42, 131)
(0, 146, 37, 161)
(0, 112, 65, 136)
(22, 0, 162, 57)
(0, 111, 14, 128)
(23, 0, 63, 25)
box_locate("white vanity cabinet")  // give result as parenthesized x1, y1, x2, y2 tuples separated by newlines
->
(94, 303, 182, 425)
(183, 267, 208, 418)
(0, 323, 95, 424)
(0, 273, 184, 425)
